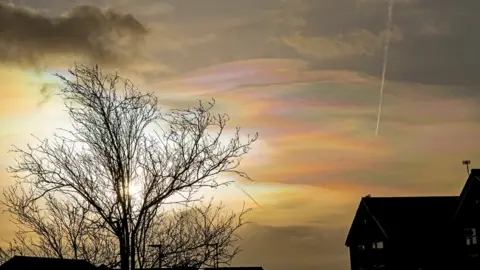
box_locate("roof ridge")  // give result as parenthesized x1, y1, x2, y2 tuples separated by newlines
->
(11, 256, 90, 263)
(365, 196, 458, 199)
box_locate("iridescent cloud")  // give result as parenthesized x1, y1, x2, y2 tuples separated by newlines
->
(143, 58, 480, 198)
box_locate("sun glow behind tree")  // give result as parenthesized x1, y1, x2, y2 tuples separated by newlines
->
(23, 68, 266, 213)
(3, 64, 259, 270)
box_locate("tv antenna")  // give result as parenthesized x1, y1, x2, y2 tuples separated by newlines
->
(462, 160, 471, 176)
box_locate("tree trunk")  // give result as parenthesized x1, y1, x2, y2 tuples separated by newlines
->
(130, 235, 136, 270)
(73, 243, 78, 260)
(119, 237, 130, 270)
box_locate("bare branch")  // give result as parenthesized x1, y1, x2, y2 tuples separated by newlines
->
(1, 64, 257, 269)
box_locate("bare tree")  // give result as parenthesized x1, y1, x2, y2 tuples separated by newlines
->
(1, 64, 258, 269)
(2, 193, 249, 268)
(0, 247, 9, 265)
(136, 200, 249, 268)
(1, 187, 120, 267)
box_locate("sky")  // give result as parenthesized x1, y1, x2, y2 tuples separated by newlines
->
(1, 0, 480, 269)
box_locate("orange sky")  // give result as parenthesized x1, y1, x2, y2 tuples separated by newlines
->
(1, 1, 480, 269)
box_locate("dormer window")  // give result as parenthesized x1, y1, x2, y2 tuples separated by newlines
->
(465, 228, 477, 245)
(372, 241, 384, 249)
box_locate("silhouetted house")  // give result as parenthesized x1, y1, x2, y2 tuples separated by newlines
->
(203, 268, 264, 270)
(0, 256, 264, 270)
(118, 267, 263, 270)
(345, 169, 480, 270)
(132, 267, 263, 270)
(133, 268, 197, 270)
(0, 256, 98, 270)
(134, 268, 196, 270)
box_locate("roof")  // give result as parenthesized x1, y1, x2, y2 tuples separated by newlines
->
(364, 196, 459, 237)
(0, 257, 264, 270)
(454, 169, 480, 218)
(345, 196, 460, 246)
(0, 256, 98, 270)
(345, 169, 480, 246)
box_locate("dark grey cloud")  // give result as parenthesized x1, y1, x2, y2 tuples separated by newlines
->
(300, 0, 480, 87)
(144, 0, 480, 87)
(0, 2, 147, 67)
(7, 0, 480, 87)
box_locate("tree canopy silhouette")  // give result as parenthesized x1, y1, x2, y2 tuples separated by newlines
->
(1, 64, 258, 270)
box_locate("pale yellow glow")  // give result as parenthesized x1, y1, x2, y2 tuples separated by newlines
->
(128, 182, 142, 200)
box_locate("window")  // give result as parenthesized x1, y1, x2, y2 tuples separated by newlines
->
(358, 244, 365, 251)
(465, 228, 477, 245)
(372, 241, 384, 249)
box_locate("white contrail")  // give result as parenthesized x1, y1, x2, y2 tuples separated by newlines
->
(375, 0, 395, 137)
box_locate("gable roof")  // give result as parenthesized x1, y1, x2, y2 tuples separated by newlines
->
(0, 256, 98, 270)
(345, 196, 459, 246)
(366, 196, 459, 236)
(346, 169, 480, 247)
(454, 169, 480, 219)
(345, 197, 388, 246)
